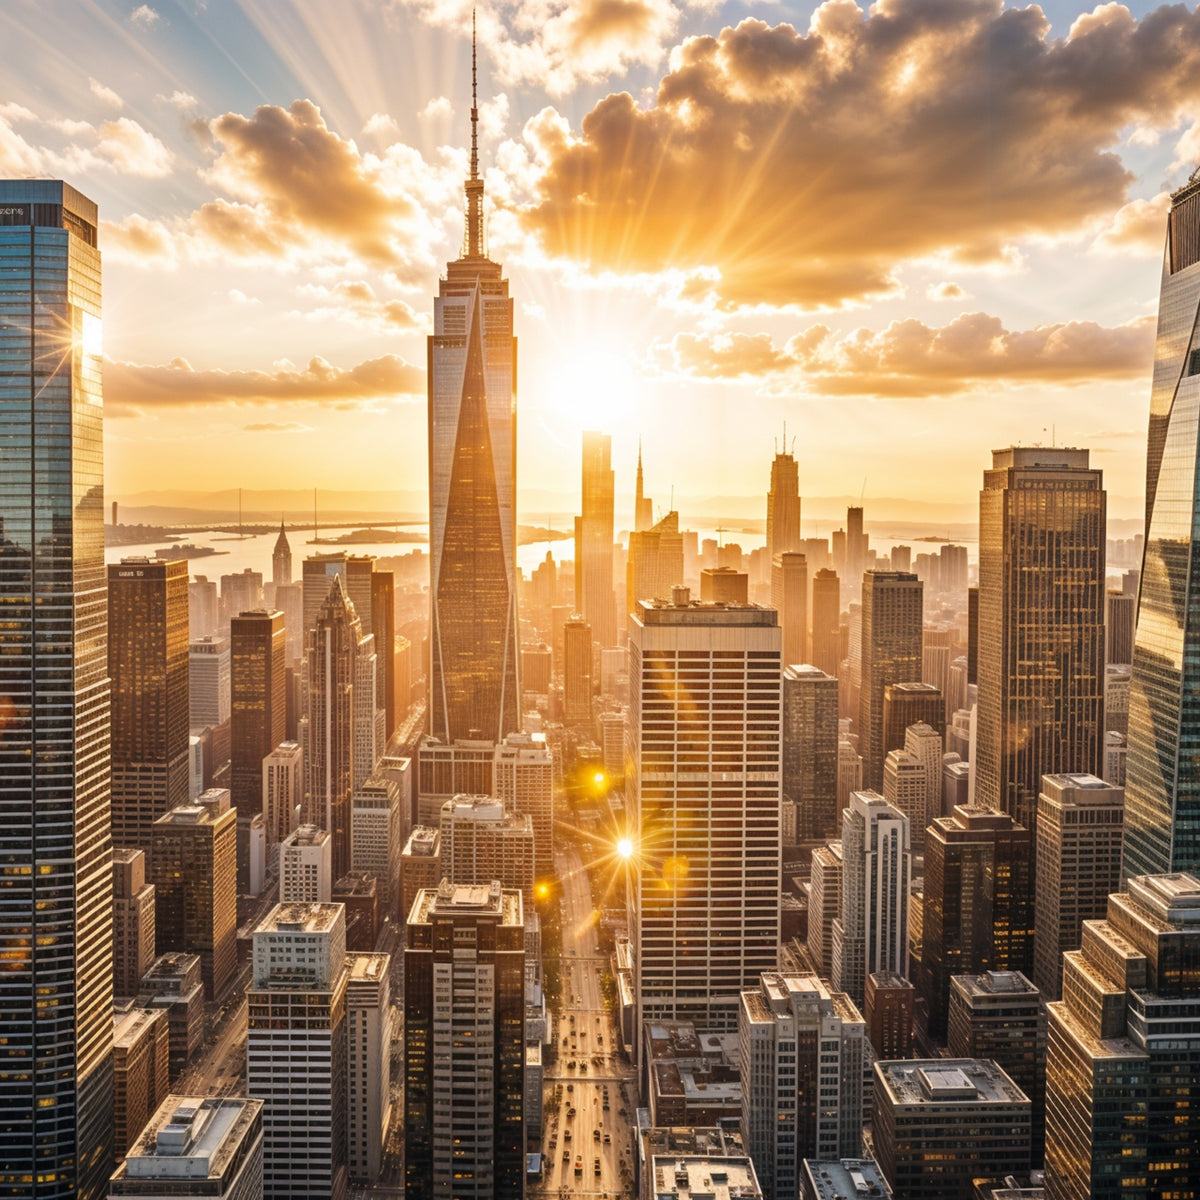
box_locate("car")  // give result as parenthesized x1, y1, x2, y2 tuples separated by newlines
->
(563, 1150, 570, 1163)
(594, 1158, 602, 1175)
(579, 1062, 587, 1073)
(564, 1130, 572, 1143)
(604, 1133, 611, 1144)
(597, 1034, 603, 1044)
(566, 1084, 574, 1093)
(593, 1129, 600, 1141)
(574, 1160, 583, 1176)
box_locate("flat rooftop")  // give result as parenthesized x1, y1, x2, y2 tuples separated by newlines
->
(402, 825, 440, 857)
(875, 1059, 1030, 1107)
(951, 971, 1040, 1001)
(258, 902, 342, 935)
(803, 1158, 892, 1200)
(118, 1096, 262, 1182)
(648, 1155, 762, 1200)
(283, 824, 329, 847)
(1128, 873, 1200, 925)
(347, 952, 389, 985)
(413, 879, 524, 926)
(113, 1006, 163, 1049)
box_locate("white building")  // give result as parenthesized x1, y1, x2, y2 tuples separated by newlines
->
(262, 741, 303, 860)
(351, 774, 402, 914)
(439, 795, 535, 906)
(353, 631, 379, 789)
(739, 972, 865, 1200)
(831, 791, 910, 1008)
(279, 825, 332, 904)
(247, 904, 349, 1200)
(189, 636, 230, 730)
(881, 750, 926, 854)
(345, 953, 392, 1185)
(493, 731, 555, 877)
(630, 589, 782, 1041)
(904, 721, 943, 843)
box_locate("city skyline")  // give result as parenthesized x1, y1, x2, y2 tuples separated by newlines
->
(0, 1, 1194, 516)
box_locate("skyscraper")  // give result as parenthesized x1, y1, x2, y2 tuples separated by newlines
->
(626, 510, 684, 623)
(634, 440, 653, 531)
(810, 567, 841, 677)
(109, 558, 192, 851)
(0, 180, 113, 1197)
(772, 551, 808, 667)
(766, 444, 801, 558)
(858, 572, 924, 790)
(428, 36, 519, 744)
(782, 665, 840, 841)
(438, 795, 535, 906)
(494, 732, 555, 877)
(629, 590, 781, 1037)
(562, 615, 593, 725)
(975, 447, 1105, 842)
(230, 610, 286, 888)
(577, 430, 616, 648)
(1125, 174, 1200, 876)
(272, 521, 292, 587)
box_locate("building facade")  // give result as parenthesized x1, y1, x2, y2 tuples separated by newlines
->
(577, 430, 616, 648)
(782, 665, 840, 842)
(493, 732, 555, 877)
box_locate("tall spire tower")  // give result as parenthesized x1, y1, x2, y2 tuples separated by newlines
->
(427, 17, 520, 743)
(634, 439, 653, 531)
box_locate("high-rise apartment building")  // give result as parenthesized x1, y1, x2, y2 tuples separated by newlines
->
(400, 826, 441, 921)
(350, 775, 401, 913)
(113, 849, 157, 999)
(135, 953, 205, 1080)
(1033, 774, 1125, 1002)
(494, 732, 555, 877)
(262, 740, 302, 853)
(831, 791, 911, 1008)
(903, 722, 943, 847)
(767, 447, 802, 558)
(305, 577, 359, 879)
(629, 591, 781, 1036)
(405, 881, 526, 1200)
(428, 59, 520, 745)
(975, 447, 1105, 841)
(739, 972, 864, 1199)
(109, 559, 191, 851)
(773, 552, 809, 668)
(345, 953, 392, 1185)
(577, 430, 616, 648)
(247, 903, 349, 1200)
(864, 971, 914, 1061)
(626, 510, 685, 624)
(189, 635, 230, 730)
(111, 1006, 170, 1164)
(918, 804, 1034, 1040)
(439, 795, 535, 906)
(0, 180, 113, 1198)
(149, 790, 238, 1002)
(858, 573, 924, 790)
(881, 681, 945, 761)
(1125, 176, 1200, 876)
(562, 616, 593, 725)
(808, 841, 844, 980)
(279, 825, 333, 903)
(881, 751, 926, 855)
(811, 568, 841, 677)
(230, 610, 286, 888)
(1045, 873, 1200, 1200)
(782, 665, 840, 842)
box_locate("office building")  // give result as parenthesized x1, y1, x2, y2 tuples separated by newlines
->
(305, 576, 359, 879)
(416, 736, 496, 826)
(189, 577, 218, 641)
(644, 1145, 763, 1200)
(494, 731, 555, 877)
(149, 791, 238, 1001)
(918, 805, 1034, 1040)
(352, 626, 379, 791)
(405, 881, 526, 1199)
(642, 1021, 743, 1128)
(109, 1097, 264, 1200)
(112, 1007, 171, 1164)
(634, 440, 654, 531)
(219, 571, 262, 632)
(247, 903, 349, 1200)
(626, 510, 685, 624)
(881, 682, 945, 762)
(837, 740, 863, 812)
(280, 825, 333, 903)
(1102, 730, 1127, 787)
(767, 446, 802, 558)
(943, 758, 971, 815)
(400, 826, 441, 921)
(859, 574, 924, 790)
(109, 559, 192, 851)
(577, 430, 616, 647)
(948, 971, 1045, 1162)
(630, 591, 782, 1036)
(563, 616, 593, 725)
(189, 635, 230, 729)
(811, 569, 841, 678)
(369, 569, 395, 735)
(881, 751, 927, 855)
(350, 775, 401, 912)
(1124, 174, 1200, 875)
(1033, 774, 1124, 1002)
(976, 447, 1105, 841)
(864, 972, 914, 1061)
(345, 953, 392, 1185)
(783, 665, 840, 842)
(739, 972, 865, 1199)
(700, 566, 749, 604)
(114, 849, 158, 998)
(439, 795, 535, 905)
(1105, 590, 1133, 666)
(334, 873, 379, 951)
(832, 791, 911, 1007)
(427, 73, 520, 745)
(1103, 663, 1130, 737)
(773, 552, 809, 668)
(873, 1060, 1031, 1200)
(262, 740, 302, 855)
(136, 953, 205, 1080)
(1044, 873, 1200, 1200)
(801, 1158, 892, 1200)
(905, 722, 943, 845)
(598, 709, 625, 777)
(230, 610, 287, 888)
(808, 841, 844, 979)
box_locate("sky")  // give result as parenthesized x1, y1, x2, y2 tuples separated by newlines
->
(2, 0, 1195, 522)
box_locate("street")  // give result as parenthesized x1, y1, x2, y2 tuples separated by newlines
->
(535, 845, 638, 1200)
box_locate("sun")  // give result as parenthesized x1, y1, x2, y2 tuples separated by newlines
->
(617, 837, 634, 860)
(544, 344, 642, 427)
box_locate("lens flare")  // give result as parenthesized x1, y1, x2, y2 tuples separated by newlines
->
(617, 837, 634, 860)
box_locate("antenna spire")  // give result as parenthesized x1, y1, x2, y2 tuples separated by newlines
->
(462, 7, 485, 257)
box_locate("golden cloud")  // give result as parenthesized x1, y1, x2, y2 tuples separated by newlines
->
(522, 1, 1200, 307)
(657, 311, 1156, 396)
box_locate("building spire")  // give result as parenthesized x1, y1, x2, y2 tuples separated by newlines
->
(463, 7, 485, 258)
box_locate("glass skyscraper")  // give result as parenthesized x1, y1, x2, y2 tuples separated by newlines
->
(1124, 171, 1200, 877)
(0, 181, 113, 1196)
(427, 46, 519, 744)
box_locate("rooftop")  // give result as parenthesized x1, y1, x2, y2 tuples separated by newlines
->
(118, 1096, 262, 1182)
(112, 847, 142, 865)
(402, 825, 441, 857)
(802, 1158, 892, 1200)
(113, 1006, 163, 1049)
(875, 1059, 1030, 1107)
(951, 971, 1040, 1000)
(333, 871, 377, 898)
(648, 1155, 762, 1200)
(636, 596, 778, 626)
(283, 823, 329, 848)
(347, 952, 390, 984)
(1127, 873, 1200, 925)
(258, 902, 342, 935)
(784, 663, 836, 681)
(412, 879, 524, 926)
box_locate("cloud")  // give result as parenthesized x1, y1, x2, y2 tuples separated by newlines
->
(88, 118, 173, 177)
(159, 90, 198, 109)
(394, 0, 680, 95)
(89, 78, 123, 109)
(105, 352, 425, 416)
(418, 97, 454, 122)
(244, 421, 313, 433)
(654, 311, 1156, 397)
(520, 2, 1200, 308)
(927, 282, 967, 301)
(1091, 191, 1170, 255)
(0, 105, 172, 179)
(294, 280, 422, 330)
(130, 4, 160, 26)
